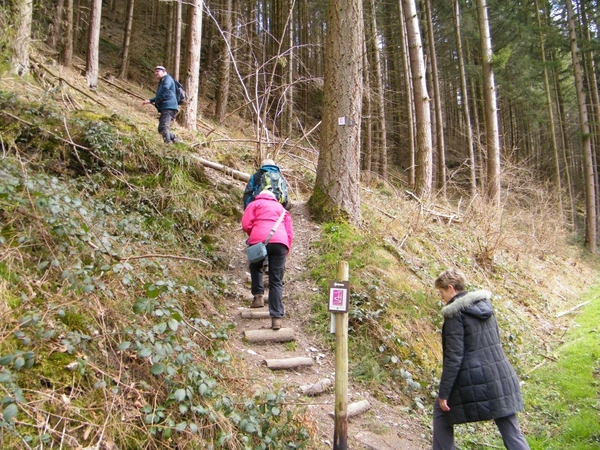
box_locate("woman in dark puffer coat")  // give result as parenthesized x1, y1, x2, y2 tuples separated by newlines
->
(433, 269, 530, 450)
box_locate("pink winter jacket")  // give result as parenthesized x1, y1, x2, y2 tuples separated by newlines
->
(241, 192, 294, 251)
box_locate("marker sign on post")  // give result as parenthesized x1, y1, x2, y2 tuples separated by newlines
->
(328, 281, 350, 313)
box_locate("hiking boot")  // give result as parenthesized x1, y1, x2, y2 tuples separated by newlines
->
(271, 317, 282, 330)
(250, 294, 264, 308)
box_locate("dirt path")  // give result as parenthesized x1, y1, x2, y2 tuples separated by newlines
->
(218, 192, 429, 448)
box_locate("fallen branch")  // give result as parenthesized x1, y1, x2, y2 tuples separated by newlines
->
(119, 253, 210, 265)
(190, 155, 251, 182)
(30, 56, 107, 107)
(556, 301, 590, 318)
(100, 75, 146, 100)
(405, 190, 462, 223)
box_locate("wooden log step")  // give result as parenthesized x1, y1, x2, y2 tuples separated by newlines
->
(300, 378, 332, 396)
(328, 399, 371, 418)
(265, 357, 313, 370)
(244, 328, 295, 343)
(241, 310, 270, 319)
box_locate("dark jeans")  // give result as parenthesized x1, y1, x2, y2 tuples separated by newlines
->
(158, 110, 178, 143)
(249, 243, 287, 318)
(432, 400, 530, 450)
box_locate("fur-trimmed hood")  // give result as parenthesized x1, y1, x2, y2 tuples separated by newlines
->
(441, 289, 493, 319)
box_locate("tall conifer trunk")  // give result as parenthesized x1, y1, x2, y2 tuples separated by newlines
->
(475, 0, 501, 207)
(566, 0, 596, 252)
(309, 0, 364, 225)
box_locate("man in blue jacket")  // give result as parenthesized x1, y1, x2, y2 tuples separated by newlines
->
(142, 66, 179, 144)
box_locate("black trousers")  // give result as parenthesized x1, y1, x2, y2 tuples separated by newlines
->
(249, 243, 287, 318)
(158, 110, 178, 143)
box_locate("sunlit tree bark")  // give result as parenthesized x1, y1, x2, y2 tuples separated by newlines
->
(452, 0, 476, 196)
(402, 0, 432, 199)
(12, 0, 32, 76)
(475, 0, 500, 206)
(86, 0, 102, 88)
(180, 0, 203, 131)
(309, 0, 364, 224)
(424, 0, 445, 197)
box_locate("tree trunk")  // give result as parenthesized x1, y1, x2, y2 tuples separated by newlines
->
(475, 0, 501, 207)
(118, 0, 135, 80)
(180, 0, 203, 131)
(580, 2, 600, 236)
(398, 0, 415, 188)
(49, 0, 64, 48)
(86, 0, 102, 89)
(166, 2, 175, 74)
(297, 0, 309, 124)
(309, 0, 364, 225)
(362, 36, 373, 175)
(452, 0, 476, 197)
(550, 48, 576, 229)
(174, 0, 182, 80)
(12, 0, 33, 76)
(59, 0, 74, 67)
(365, 0, 388, 179)
(566, 0, 596, 252)
(424, 0, 445, 198)
(535, 0, 563, 219)
(282, 0, 294, 138)
(402, 0, 432, 199)
(215, 0, 232, 124)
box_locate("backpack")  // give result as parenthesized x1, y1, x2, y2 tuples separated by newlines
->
(174, 79, 186, 105)
(255, 170, 288, 206)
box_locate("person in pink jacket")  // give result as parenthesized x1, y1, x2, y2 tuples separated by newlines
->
(241, 190, 294, 330)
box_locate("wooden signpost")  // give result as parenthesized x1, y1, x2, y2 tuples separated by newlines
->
(330, 261, 349, 450)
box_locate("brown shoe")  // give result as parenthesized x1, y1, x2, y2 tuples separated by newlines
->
(271, 317, 282, 330)
(250, 295, 264, 308)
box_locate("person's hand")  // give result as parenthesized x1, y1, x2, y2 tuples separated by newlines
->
(142, 100, 150, 105)
(439, 398, 450, 412)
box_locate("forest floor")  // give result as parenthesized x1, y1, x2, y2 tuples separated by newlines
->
(19, 52, 434, 448)
(212, 178, 431, 449)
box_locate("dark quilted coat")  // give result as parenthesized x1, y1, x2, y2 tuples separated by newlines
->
(149, 74, 178, 112)
(439, 290, 524, 425)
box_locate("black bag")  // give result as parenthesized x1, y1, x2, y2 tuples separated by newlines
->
(174, 79, 186, 104)
(245, 211, 286, 263)
(246, 242, 267, 263)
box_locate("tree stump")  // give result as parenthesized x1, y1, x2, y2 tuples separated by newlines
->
(244, 328, 294, 343)
(265, 357, 313, 370)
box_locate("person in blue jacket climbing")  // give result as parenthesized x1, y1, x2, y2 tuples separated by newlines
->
(142, 65, 179, 144)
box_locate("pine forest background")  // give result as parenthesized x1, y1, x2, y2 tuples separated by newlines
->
(8, 0, 600, 251)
